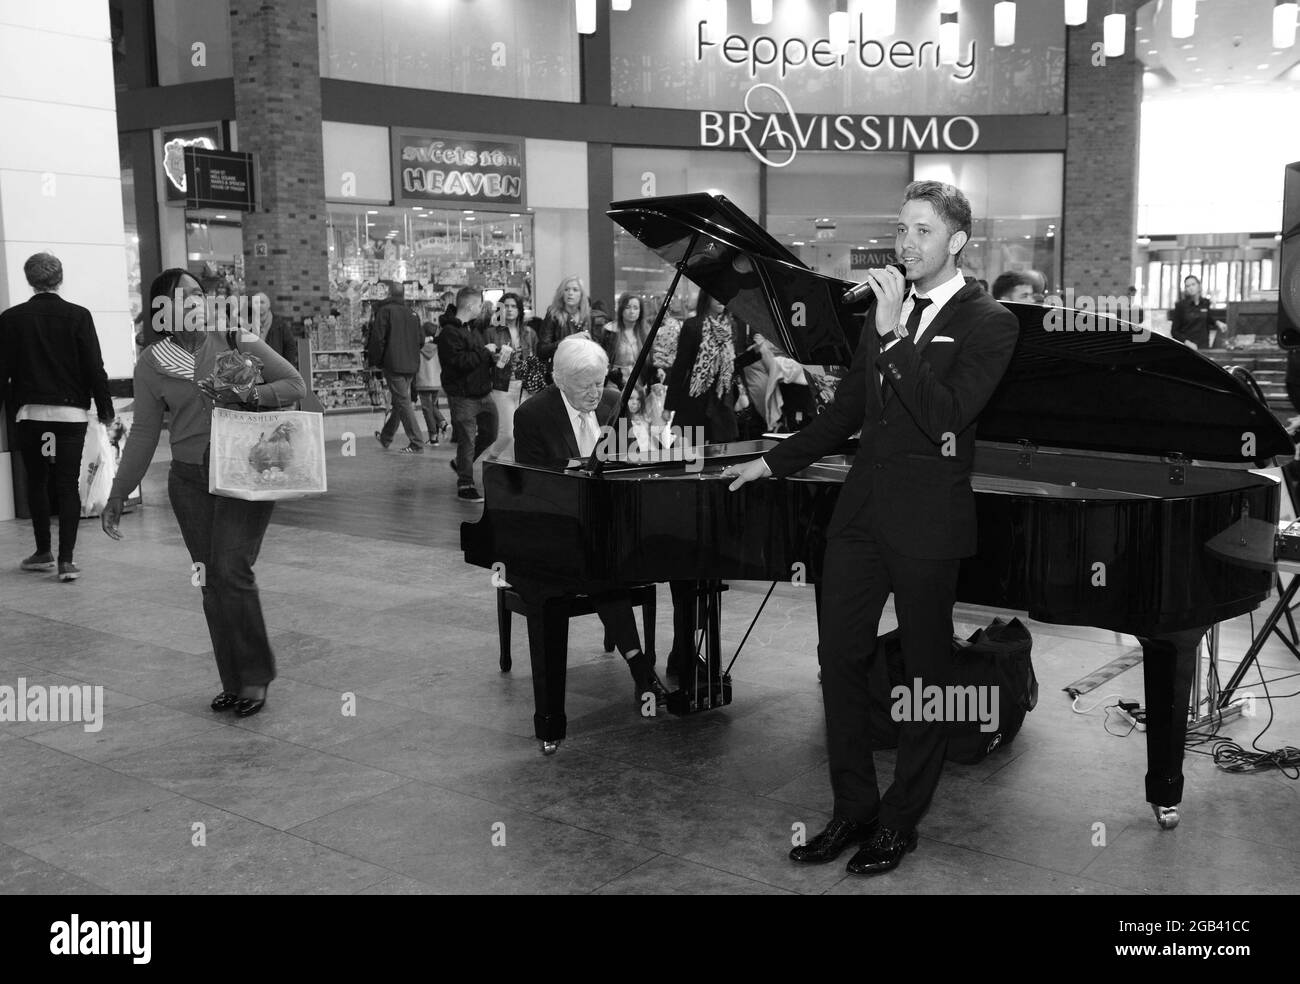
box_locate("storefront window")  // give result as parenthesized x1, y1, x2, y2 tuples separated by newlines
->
(318, 0, 580, 102)
(914, 152, 1063, 291)
(767, 153, 912, 281)
(611, 148, 760, 300)
(119, 135, 142, 332)
(316, 205, 535, 409)
(184, 212, 245, 294)
(153, 0, 233, 85)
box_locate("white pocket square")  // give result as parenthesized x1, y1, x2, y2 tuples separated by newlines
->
(929, 335, 955, 343)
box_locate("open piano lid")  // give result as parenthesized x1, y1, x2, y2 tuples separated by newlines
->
(609, 193, 1292, 465)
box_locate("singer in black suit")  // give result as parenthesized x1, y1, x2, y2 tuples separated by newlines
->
(726, 181, 1019, 875)
(511, 336, 668, 753)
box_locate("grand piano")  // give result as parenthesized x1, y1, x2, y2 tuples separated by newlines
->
(462, 193, 1292, 826)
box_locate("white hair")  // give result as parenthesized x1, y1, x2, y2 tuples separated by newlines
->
(552, 336, 608, 384)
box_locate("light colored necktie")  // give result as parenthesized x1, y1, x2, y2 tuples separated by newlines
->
(578, 411, 597, 457)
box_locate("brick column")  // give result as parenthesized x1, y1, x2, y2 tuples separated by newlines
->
(228, 0, 328, 319)
(1062, 2, 1144, 298)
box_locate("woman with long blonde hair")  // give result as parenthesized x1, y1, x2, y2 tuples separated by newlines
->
(536, 275, 592, 369)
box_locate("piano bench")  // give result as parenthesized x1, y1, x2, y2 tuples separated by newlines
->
(495, 584, 658, 672)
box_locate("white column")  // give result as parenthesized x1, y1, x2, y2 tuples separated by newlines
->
(0, 0, 134, 520)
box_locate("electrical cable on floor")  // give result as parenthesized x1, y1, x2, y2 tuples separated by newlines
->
(1208, 654, 1300, 779)
(1070, 692, 1123, 715)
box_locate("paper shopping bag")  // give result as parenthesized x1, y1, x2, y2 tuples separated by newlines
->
(208, 408, 327, 500)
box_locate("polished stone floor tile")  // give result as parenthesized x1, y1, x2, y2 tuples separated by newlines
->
(26, 701, 227, 763)
(105, 728, 408, 830)
(0, 742, 177, 850)
(23, 797, 394, 895)
(593, 854, 793, 895)
(290, 781, 655, 894)
(0, 843, 112, 894)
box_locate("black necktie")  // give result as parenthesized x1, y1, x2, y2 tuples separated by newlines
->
(904, 296, 932, 339)
(879, 296, 931, 399)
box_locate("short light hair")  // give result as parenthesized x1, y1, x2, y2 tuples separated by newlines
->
(24, 253, 63, 291)
(552, 336, 608, 385)
(455, 285, 481, 309)
(902, 180, 972, 263)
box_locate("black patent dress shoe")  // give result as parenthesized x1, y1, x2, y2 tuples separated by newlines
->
(235, 696, 267, 717)
(846, 826, 919, 875)
(634, 674, 670, 714)
(789, 817, 878, 864)
(210, 691, 240, 712)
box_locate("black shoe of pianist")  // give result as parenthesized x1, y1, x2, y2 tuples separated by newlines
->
(790, 818, 877, 864)
(210, 691, 240, 712)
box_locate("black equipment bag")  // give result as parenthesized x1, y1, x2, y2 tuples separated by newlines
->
(866, 617, 1038, 764)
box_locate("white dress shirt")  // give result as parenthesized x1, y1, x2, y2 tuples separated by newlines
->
(559, 390, 600, 456)
(883, 269, 967, 353)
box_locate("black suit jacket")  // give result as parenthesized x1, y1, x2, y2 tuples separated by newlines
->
(0, 292, 114, 421)
(765, 282, 1018, 560)
(513, 384, 624, 468)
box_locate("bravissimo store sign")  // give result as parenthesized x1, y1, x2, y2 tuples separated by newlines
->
(392, 128, 525, 210)
(701, 83, 982, 166)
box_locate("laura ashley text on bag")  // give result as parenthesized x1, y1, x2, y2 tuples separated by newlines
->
(208, 407, 327, 500)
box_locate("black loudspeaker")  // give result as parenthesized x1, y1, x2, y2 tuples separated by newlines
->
(1279, 161, 1300, 348)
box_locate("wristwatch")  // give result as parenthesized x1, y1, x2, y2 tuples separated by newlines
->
(893, 322, 910, 341)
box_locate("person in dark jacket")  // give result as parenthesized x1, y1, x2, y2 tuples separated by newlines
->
(1170, 275, 1223, 349)
(664, 290, 750, 444)
(437, 286, 499, 502)
(368, 281, 426, 452)
(253, 292, 299, 370)
(0, 253, 114, 580)
(535, 275, 592, 366)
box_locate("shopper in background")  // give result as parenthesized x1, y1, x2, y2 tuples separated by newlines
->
(0, 252, 115, 581)
(368, 280, 427, 453)
(1025, 269, 1048, 303)
(1170, 275, 1223, 350)
(415, 321, 448, 447)
(255, 292, 299, 370)
(536, 275, 592, 367)
(438, 285, 499, 502)
(102, 268, 306, 718)
(990, 271, 1036, 303)
(605, 292, 653, 390)
(665, 290, 742, 445)
(650, 290, 688, 376)
(487, 292, 536, 458)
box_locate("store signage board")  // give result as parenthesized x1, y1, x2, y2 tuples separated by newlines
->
(184, 148, 257, 211)
(699, 83, 1065, 164)
(851, 248, 896, 270)
(392, 128, 526, 211)
(160, 123, 223, 204)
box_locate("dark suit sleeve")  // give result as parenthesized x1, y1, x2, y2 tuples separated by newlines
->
(873, 301, 1018, 444)
(511, 398, 550, 467)
(78, 311, 115, 421)
(763, 318, 873, 478)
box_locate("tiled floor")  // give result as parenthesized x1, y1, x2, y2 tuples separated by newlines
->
(2, 420, 1298, 894)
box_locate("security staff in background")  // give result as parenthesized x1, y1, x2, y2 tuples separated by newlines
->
(725, 181, 1019, 876)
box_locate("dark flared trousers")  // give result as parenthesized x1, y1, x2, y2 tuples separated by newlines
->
(168, 458, 277, 693)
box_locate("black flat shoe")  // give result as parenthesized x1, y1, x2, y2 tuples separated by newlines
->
(235, 697, 266, 717)
(789, 817, 878, 864)
(210, 691, 240, 712)
(845, 825, 918, 875)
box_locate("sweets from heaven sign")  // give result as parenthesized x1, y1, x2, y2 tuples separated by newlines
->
(392, 128, 525, 211)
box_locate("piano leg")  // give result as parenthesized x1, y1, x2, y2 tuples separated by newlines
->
(1136, 626, 1203, 827)
(526, 597, 570, 752)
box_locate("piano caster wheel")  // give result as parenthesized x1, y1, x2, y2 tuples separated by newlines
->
(541, 740, 561, 756)
(1152, 804, 1180, 830)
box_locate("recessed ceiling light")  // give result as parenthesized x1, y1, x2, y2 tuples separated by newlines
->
(366, 210, 378, 214)
(1258, 64, 1271, 69)
(1148, 50, 1158, 55)
(510, 213, 521, 218)
(869, 239, 878, 244)
(214, 214, 227, 219)
(463, 209, 474, 214)
(1186, 56, 1198, 61)
(1181, 43, 1194, 50)
(792, 240, 805, 246)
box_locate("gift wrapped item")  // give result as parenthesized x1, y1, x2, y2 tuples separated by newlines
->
(209, 347, 263, 399)
(209, 408, 327, 500)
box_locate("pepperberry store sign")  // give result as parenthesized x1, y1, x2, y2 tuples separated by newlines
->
(391, 128, 525, 210)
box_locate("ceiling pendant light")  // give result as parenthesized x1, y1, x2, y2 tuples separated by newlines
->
(1275, 1, 1299, 48)
(1103, 10, 1125, 57)
(829, 4, 851, 54)
(576, 0, 596, 34)
(939, 11, 960, 64)
(994, 1, 1016, 46)
(750, 0, 773, 26)
(1064, 0, 1087, 27)
(612, 0, 631, 11)
(1170, 0, 1196, 39)
(939, 0, 960, 14)
(705, 0, 728, 42)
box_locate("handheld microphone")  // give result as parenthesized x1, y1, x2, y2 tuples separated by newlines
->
(842, 262, 907, 303)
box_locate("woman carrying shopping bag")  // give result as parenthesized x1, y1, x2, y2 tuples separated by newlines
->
(101, 270, 306, 718)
